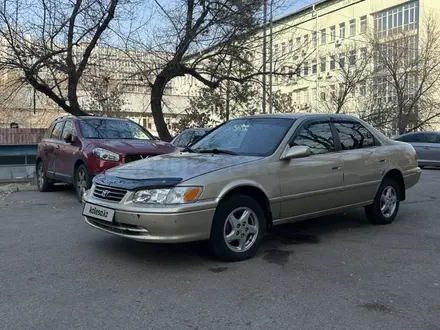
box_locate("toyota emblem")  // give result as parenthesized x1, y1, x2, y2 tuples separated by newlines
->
(101, 190, 110, 197)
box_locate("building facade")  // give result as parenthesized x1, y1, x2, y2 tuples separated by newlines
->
(253, 0, 440, 133)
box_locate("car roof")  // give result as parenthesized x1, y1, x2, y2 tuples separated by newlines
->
(53, 115, 131, 122)
(234, 113, 360, 121)
(399, 131, 439, 135)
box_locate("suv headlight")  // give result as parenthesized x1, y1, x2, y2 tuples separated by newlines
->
(93, 148, 120, 162)
(132, 187, 202, 205)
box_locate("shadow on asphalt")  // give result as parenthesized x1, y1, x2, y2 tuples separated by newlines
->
(88, 209, 370, 266)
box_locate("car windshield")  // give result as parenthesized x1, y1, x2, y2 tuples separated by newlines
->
(79, 119, 153, 140)
(189, 117, 295, 156)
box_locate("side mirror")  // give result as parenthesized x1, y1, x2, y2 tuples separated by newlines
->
(281, 145, 311, 160)
(64, 134, 77, 143)
(64, 134, 73, 143)
(153, 135, 160, 141)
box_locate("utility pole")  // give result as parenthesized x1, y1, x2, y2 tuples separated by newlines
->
(262, 0, 267, 114)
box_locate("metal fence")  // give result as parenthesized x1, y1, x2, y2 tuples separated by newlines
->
(0, 144, 38, 182)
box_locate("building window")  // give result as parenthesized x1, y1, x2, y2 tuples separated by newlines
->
(304, 89, 309, 104)
(359, 80, 366, 96)
(360, 16, 367, 33)
(321, 29, 326, 44)
(312, 32, 317, 44)
(304, 34, 309, 45)
(330, 26, 336, 42)
(349, 50, 356, 65)
(303, 62, 309, 76)
(282, 42, 286, 54)
(320, 57, 326, 72)
(339, 55, 345, 68)
(339, 23, 346, 39)
(312, 60, 317, 74)
(349, 19, 356, 36)
(330, 56, 336, 70)
(330, 84, 336, 98)
(320, 91, 326, 101)
(374, 1, 419, 38)
(296, 37, 301, 47)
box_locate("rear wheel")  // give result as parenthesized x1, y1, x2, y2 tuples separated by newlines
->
(210, 195, 266, 262)
(36, 161, 53, 192)
(365, 178, 400, 225)
(74, 164, 91, 202)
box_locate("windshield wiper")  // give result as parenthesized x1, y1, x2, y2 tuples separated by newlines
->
(182, 147, 195, 153)
(197, 148, 238, 155)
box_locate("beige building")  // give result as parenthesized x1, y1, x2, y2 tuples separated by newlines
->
(251, 0, 440, 132)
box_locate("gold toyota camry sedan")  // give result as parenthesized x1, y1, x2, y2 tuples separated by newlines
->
(82, 114, 421, 261)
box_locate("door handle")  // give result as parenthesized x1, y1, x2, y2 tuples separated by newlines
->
(56, 145, 60, 149)
(379, 159, 387, 163)
(332, 166, 342, 170)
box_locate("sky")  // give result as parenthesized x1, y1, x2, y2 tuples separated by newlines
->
(277, 0, 318, 19)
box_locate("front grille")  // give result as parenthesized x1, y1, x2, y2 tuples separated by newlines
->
(86, 218, 149, 237)
(125, 154, 151, 163)
(93, 184, 127, 202)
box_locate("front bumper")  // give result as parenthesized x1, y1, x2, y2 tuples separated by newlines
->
(83, 192, 216, 243)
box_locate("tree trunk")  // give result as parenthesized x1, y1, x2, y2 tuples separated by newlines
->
(151, 76, 172, 141)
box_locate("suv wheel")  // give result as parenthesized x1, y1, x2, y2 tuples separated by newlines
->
(365, 178, 400, 225)
(74, 164, 91, 202)
(36, 161, 53, 192)
(210, 195, 266, 262)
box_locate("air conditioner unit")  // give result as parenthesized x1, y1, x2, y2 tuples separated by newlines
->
(318, 74, 323, 79)
(326, 72, 333, 78)
(335, 39, 342, 47)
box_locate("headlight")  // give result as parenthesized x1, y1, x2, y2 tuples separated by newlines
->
(132, 187, 202, 204)
(93, 148, 120, 162)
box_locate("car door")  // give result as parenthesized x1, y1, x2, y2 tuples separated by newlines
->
(332, 120, 389, 205)
(45, 121, 65, 178)
(423, 133, 440, 165)
(55, 120, 80, 182)
(404, 133, 426, 162)
(278, 120, 344, 219)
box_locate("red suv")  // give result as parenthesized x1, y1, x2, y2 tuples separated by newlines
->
(36, 116, 177, 200)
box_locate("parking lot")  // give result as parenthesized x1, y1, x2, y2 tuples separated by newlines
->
(1, 170, 439, 330)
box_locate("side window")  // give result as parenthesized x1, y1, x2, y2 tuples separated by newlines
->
(404, 133, 422, 143)
(50, 122, 65, 140)
(61, 121, 76, 140)
(291, 121, 335, 154)
(424, 133, 440, 143)
(171, 135, 181, 146)
(334, 121, 375, 150)
(178, 132, 193, 147)
(44, 123, 55, 138)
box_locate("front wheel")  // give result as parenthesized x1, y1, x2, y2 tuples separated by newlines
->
(209, 195, 266, 262)
(74, 164, 91, 202)
(365, 178, 400, 225)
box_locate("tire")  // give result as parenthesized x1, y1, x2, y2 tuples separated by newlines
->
(74, 164, 91, 202)
(365, 178, 400, 225)
(209, 195, 266, 262)
(36, 161, 53, 192)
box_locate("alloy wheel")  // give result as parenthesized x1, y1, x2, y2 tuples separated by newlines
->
(380, 186, 397, 218)
(223, 207, 259, 253)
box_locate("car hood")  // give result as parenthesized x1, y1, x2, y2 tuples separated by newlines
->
(93, 152, 262, 190)
(90, 139, 177, 155)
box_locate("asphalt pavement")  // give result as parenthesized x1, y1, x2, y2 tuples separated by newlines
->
(1, 170, 439, 330)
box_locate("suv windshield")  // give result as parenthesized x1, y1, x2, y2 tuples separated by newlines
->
(189, 117, 295, 156)
(79, 119, 153, 140)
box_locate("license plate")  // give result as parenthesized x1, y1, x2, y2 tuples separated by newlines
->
(82, 203, 115, 222)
